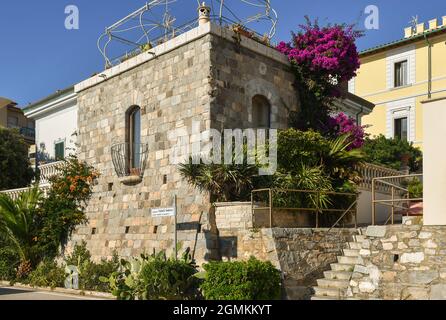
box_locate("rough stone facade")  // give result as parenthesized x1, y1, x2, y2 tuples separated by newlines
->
(69, 23, 298, 264)
(347, 222, 446, 300)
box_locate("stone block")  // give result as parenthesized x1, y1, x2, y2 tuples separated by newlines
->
(366, 225, 387, 238)
(419, 232, 432, 239)
(381, 235, 398, 243)
(354, 265, 369, 274)
(402, 287, 429, 300)
(430, 284, 446, 300)
(359, 281, 376, 293)
(400, 270, 438, 285)
(400, 252, 425, 264)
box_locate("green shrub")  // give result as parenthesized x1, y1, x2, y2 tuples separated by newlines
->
(101, 250, 199, 300)
(0, 246, 19, 281)
(139, 251, 199, 300)
(200, 257, 282, 300)
(78, 256, 120, 292)
(36, 156, 99, 259)
(362, 135, 422, 172)
(407, 178, 423, 199)
(28, 259, 66, 289)
(64, 241, 92, 267)
(65, 241, 119, 292)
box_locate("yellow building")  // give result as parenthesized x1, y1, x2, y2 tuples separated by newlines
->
(351, 16, 446, 149)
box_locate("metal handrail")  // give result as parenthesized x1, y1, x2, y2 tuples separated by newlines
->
(251, 188, 358, 229)
(286, 199, 359, 281)
(372, 174, 423, 225)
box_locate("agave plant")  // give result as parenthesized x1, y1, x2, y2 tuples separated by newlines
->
(0, 187, 43, 278)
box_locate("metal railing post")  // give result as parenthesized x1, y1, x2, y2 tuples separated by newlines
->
(391, 186, 395, 225)
(372, 178, 376, 225)
(315, 191, 320, 228)
(269, 189, 273, 228)
(251, 191, 254, 227)
(355, 193, 358, 229)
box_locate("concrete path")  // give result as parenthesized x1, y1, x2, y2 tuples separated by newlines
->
(0, 286, 104, 300)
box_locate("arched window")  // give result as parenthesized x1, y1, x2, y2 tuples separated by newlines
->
(252, 95, 271, 128)
(126, 106, 141, 170)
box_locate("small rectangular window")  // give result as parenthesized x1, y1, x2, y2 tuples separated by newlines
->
(394, 60, 408, 88)
(55, 141, 65, 160)
(394, 117, 408, 141)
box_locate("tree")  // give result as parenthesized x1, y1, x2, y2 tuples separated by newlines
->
(362, 135, 422, 172)
(0, 127, 34, 191)
(0, 187, 43, 279)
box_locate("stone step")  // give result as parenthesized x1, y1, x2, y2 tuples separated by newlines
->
(337, 255, 363, 265)
(323, 270, 353, 280)
(316, 279, 350, 289)
(313, 287, 345, 299)
(330, 263, 355, 272)
(342, 248, 360, 257)
(348, 242, 362, 250)
(353, 235, 367, 242)
(311, 296, 340, 300)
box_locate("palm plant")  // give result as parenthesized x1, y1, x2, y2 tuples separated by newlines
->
(322, 133, 364, 182)
(0, 187, 43, 278)
(179, 155, 258, 202)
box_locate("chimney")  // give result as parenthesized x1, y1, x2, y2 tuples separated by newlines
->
(404, 27, 414, 38)
(428, 18, 438, 30)
(198, 2, 211, 26)
(416, 22, 425, 34)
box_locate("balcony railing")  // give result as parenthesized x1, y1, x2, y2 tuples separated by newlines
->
(19, 127, 35, 138)
(111, 143, 149, 179)
(38, 161, 64, 185)
(356, 163, 404, 193)
(0, 185, 51, 201)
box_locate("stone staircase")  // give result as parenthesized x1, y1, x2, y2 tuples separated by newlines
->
(311, 231, 367, 300)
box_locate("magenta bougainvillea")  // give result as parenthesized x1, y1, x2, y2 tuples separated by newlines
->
(277, 20, 362, 90)
(276, 18, 363, 131)
(328, 113, 366, 149)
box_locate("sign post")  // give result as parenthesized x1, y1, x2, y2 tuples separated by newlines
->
(150, 195, 178, 260)
(174, 194, 178, 261)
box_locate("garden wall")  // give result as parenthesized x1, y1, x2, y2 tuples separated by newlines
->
(348, 223, 446, 300)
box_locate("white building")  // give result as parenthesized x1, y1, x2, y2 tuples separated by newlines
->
(23, 86, 77, 162)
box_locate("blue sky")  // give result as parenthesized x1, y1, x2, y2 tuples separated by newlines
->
(0, 0, 445, 106)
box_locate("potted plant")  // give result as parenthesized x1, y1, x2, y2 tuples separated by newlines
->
(232, 23, 253, 38)
(406, 178, 423, 217)
(400, 152, 411, 171)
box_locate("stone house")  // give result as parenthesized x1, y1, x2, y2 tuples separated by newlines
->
(66, 21, 374, 263)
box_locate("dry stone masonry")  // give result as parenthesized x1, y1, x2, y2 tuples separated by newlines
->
(313, 218, 446, 300)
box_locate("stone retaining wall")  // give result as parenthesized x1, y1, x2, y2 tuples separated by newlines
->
(214, 203, 357, 286)
(349, 223, 446, 300)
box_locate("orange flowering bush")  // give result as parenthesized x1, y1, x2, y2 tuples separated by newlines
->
(36, 156, 99, 258)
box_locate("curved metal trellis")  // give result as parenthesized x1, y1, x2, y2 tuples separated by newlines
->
(97, 0, 278, 68)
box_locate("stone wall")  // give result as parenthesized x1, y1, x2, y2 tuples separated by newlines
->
(348, 223, 446, 300)
(69, 23, 298, 264)
(71, 32, 217, 263)
(209, 31, 298, 131)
